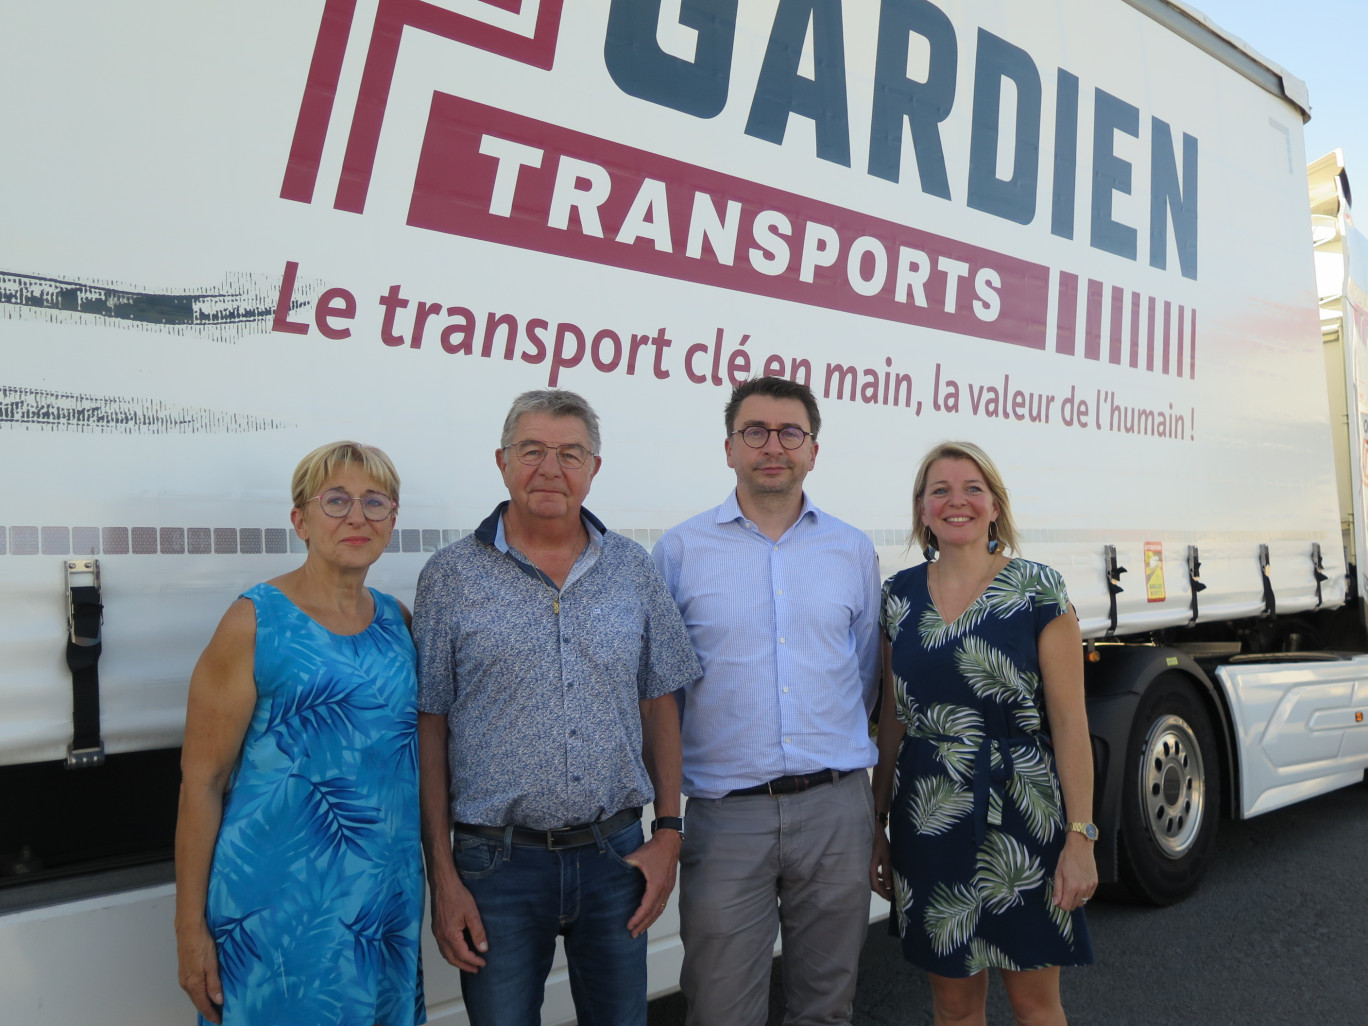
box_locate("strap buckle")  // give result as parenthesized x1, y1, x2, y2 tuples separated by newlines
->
(66, 743, 106, 768)
(67, 559, 103, 646)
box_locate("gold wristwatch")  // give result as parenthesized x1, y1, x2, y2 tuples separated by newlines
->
(1069, 822, 1099, 841)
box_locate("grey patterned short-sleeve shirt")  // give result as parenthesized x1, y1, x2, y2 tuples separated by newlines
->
(414, 502, 701, 830)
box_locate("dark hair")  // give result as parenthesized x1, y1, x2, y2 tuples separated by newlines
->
(723, 377, 821, 438)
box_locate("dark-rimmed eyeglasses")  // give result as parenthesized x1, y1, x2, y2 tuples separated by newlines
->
(308, 489, 397, 521)
(731, 426, 813, 450)
(504, 440, 595, 470)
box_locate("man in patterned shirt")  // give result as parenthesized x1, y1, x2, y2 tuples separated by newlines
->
(652, 376, 881, 1026)
(414, 389, 700, 1026)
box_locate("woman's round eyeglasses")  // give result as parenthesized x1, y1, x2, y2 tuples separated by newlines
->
(308, 489, 397, 521)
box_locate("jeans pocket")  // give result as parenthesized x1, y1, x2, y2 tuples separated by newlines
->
(601, 822, 645, 875)
(452, 834, 502, 881)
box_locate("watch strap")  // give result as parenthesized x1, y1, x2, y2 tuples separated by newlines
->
(651, 816, 685, 835)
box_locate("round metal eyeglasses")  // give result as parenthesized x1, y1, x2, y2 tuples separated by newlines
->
(504, 440, 595, 470)
(309, 489, 397, 521)
(731, 425, 813, 450)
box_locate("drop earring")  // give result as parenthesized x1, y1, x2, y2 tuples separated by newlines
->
(987, 522, 1000, 556)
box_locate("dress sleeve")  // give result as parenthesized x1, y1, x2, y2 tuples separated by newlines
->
(1031, 563, 1073, 638)
(880, 572, 910, 643)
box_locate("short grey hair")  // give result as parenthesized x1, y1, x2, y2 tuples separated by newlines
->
(500, 389, 602, 454)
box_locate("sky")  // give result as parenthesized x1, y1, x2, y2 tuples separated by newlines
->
(1188, 0, 1367, 185)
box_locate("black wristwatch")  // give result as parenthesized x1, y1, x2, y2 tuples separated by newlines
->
(651, 816, 685, 839)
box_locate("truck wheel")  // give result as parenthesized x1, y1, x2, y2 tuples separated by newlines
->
(1116, 673, 1221, 905)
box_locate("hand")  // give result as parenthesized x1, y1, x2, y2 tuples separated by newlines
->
(870, 827, 894, 900)
(430, 874, 490, 973)
(622, 829, 681, 938)
(176, 919, 224, 1024)
(1052, 832, 1098, 911)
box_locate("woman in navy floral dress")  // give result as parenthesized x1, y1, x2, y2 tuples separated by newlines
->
(175, 442, 425, 1026)
(871, 442, 1095, 1025)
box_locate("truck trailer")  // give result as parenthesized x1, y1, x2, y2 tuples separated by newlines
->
(4, 1, 1366, 1021)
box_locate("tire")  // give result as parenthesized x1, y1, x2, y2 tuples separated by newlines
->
(1115, 673, 1221, 905)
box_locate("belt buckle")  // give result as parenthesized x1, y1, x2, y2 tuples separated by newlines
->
(546, 825, 586, 851)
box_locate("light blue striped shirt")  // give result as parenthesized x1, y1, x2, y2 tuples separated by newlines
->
(652, 491, 881, 799)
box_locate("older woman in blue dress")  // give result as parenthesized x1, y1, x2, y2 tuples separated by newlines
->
(870, 441, 1096, 1025)
(175, 441, 425, 1025)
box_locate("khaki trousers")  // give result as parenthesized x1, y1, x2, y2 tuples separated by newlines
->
(679, 770, 875, 1026)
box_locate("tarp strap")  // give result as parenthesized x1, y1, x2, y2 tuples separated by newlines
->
(65, 560, 105, 769)
(1258, 544, 1276, 619)
(1105, 545, 1126, 637)
(1186, 545, 1206, 625)
(1311, 543, 1327, 609)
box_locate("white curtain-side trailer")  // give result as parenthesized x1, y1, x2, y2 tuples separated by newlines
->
(3, 1, 1366, 1021)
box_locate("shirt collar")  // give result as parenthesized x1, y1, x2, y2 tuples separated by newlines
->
(474, 500, 607, 553)
(715, 489, 819, 529)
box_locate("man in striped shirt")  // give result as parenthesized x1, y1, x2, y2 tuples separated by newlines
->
(652, 376, 881, 1026)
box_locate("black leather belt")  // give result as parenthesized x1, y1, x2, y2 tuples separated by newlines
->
(726, 769, 841, 798)
(453, 806, 641, 850)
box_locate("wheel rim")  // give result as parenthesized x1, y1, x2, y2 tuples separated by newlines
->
(1138, 713, 1206, 858)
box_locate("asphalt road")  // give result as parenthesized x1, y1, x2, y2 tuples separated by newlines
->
(649, 777, 1368, 1025)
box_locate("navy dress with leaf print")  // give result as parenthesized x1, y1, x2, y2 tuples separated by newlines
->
(881, 559, 1092, 977)
(202, 583, 426, 1025)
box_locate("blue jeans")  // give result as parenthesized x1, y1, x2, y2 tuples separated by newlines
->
(453, 820, 648, 1026)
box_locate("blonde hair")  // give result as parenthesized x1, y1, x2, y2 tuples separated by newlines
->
(910, 441, 1018, 555)
(290, 441, 401, 509)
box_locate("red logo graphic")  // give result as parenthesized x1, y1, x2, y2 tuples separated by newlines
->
(405, 94, 1050, 349)
(280, 0, 565, 213)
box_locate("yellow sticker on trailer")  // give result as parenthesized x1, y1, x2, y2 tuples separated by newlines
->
(1145, 542, 1167, 602)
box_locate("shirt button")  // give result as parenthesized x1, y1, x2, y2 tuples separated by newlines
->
(779, 637, 786, 644)
(783, 687, 790, 693)
(569, 729, 577, 737)
(784, 737, 791, 743)
(777, 589, 783, 595)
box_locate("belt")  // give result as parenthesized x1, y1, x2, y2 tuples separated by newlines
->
(908, 727, 1046, 845)
(453, 806, 641, 851)
(725, 769, 841, 798)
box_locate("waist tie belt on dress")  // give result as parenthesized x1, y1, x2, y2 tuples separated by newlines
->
(907, 728, 1046, 846)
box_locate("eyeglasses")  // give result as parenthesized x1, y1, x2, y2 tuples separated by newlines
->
(504, 440, 595, 470)
(308, 489, 398, 521)
(731, 426, 813, 450)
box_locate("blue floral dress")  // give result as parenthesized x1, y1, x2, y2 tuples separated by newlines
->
(881, 559, 1092, 977)
(203, 584, 426, 1025)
